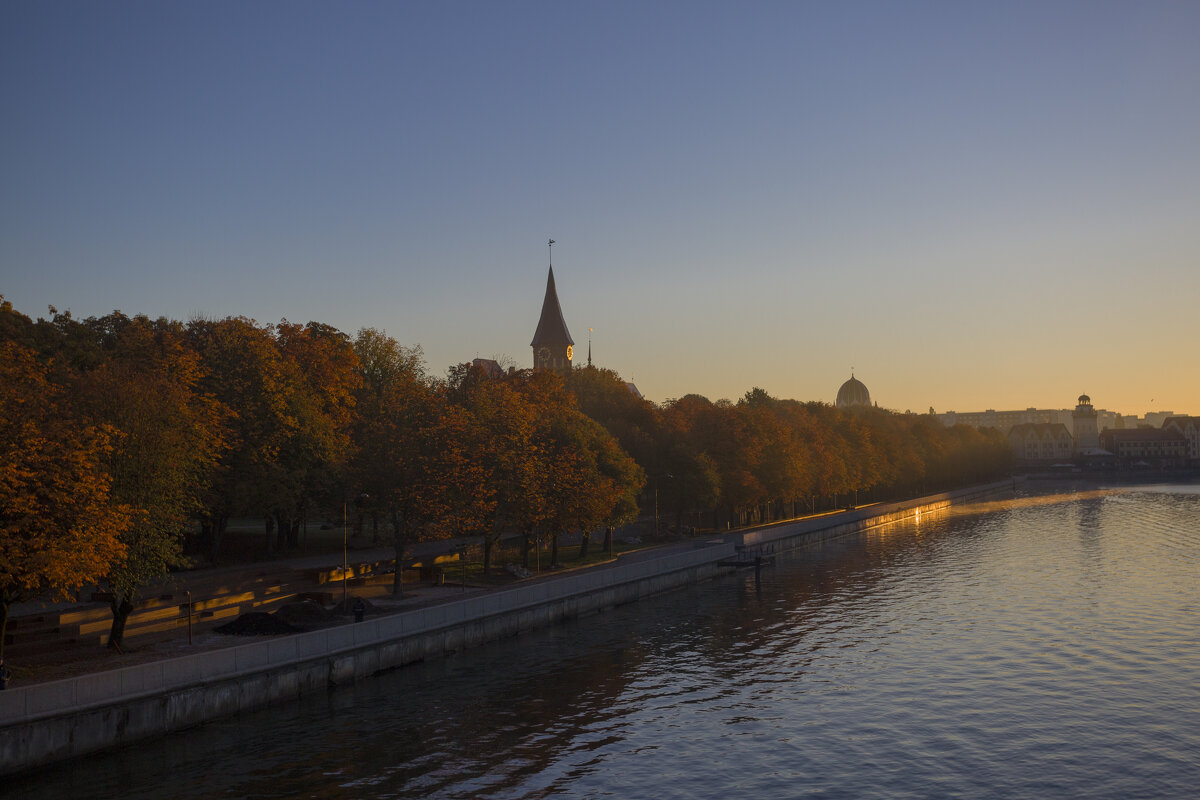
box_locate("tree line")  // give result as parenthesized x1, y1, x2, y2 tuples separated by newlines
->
(0, 297, 1010, 652)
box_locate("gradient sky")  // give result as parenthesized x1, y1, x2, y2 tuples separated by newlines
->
(3, 1, 1198, 415)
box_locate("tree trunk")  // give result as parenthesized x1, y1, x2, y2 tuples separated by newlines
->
(209, 516, 227, 564)
(483, 537, 493, 576)
(550, 532, 559, 567)
(107, 595, 134, 651)
(579, 529, 590, 558)
(604, 526, 613, 556)
(264, 516, 275, 557)
(274, 514, 289, 551)
(390, 509, 407, 598)
(0, 600, 10, 660)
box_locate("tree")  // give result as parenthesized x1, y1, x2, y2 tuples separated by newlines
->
(0, 342, 130, 656)
(567, 365, 659, 468)
(186, 317, 305, 560)
(447, 364, 544, 575)
(353, 332, 490, 595)
(352, 328, 427, 545)
(273, 320, 362, 547)
(519, 370, 644, 565)
(70, 314, 227, 649)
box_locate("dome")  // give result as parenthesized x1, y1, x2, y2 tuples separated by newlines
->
(836, 375, 871, 408)
(1078, 394, 1091, 405)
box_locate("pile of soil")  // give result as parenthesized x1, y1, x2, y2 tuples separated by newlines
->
(273, 600, 339, 630)
(214, 612, 299, 636)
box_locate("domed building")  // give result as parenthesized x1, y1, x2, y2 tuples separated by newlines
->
(836, 373, 872, 409)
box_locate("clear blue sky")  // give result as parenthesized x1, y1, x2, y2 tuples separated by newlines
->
(3, 1, 1198, 415)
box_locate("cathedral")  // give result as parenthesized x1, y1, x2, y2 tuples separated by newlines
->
(530, 264, 574, 376)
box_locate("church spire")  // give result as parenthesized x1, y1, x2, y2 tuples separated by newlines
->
(531, 240, 574, 373)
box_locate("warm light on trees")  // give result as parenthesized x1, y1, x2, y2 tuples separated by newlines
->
(0, 341, 130, 656)
(0, 293, 1014, 653)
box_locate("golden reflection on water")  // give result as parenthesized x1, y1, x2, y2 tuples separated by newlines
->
(949, 487, 1131, 518)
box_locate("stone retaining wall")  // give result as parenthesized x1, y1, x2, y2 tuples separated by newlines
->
(0, 542, 734, 775)
(0, 479, 1016, 776)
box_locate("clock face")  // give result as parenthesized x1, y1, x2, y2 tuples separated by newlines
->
(537, 346, 551, 366)
(565, 345, 573, 361)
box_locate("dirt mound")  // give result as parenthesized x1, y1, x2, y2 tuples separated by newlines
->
(214, 612, 299, 636)
(273, 600, 338, 630)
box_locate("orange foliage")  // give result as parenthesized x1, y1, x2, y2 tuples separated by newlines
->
(0, 342, 130, 653)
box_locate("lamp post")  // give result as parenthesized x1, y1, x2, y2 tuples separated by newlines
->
(342, 500, 348, 612)
(653, 473, 674, 538)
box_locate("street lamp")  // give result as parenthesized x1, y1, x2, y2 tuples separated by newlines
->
(342, 500, 349, 612)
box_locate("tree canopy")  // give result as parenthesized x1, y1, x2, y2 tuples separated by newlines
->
(0, 295, 1012, 650)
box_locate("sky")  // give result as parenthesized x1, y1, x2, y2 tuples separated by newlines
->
(3, 1, 1199, 416)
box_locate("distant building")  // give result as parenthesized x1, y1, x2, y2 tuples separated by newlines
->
(1098, 427, 1188, 468)
(836, 374, 872, 409)
(938, 404, 1130, 434)
(1161, 416, 1200, 464)
(1008, 423, 1073, 463)
(1072, 395, 1101, 455)
(470, 358, 505, 378)
(1144, 410, 1178, 428)
(941, 407, 1066, 432)
(530, 266, 574, 376)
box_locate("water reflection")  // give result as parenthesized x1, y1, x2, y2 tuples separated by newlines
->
(7, 481, 1200, 799)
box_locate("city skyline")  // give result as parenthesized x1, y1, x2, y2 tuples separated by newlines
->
(3, 2, 1199, 415)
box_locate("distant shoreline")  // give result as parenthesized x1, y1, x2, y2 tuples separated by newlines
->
(1020, 469, 1200, 482)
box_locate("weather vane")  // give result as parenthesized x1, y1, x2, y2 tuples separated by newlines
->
(548, 238, 555, 267)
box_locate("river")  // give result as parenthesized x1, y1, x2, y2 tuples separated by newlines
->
(8, 480, 1200, 799)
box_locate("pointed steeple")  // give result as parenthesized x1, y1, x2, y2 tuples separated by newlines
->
(530, 266, 574, 348)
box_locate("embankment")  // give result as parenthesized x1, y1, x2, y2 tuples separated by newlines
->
(0, 479, 1015, 776)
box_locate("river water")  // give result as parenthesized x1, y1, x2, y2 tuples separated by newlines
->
(10, 481, 1200, 799)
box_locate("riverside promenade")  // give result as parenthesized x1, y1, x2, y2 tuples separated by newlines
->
(0, 480, 1016, 776)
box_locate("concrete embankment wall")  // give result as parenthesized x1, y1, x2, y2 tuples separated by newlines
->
(727, 480, 1015, 556)
(0, 479, 1015, 776)
(0, 542, 735, 775)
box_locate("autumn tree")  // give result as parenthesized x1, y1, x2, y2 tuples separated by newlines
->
(0, 341, 130, 656)
(273, 320, 362, 547)
(446, 364, 545, 574)
(352, 328, 427, 545)
(353, 332, 491, 595)
(187, 317, 312, 560)
(567, 365, 660, 468)
(69, 314, 227, 649)
(518, 370, 644, 565)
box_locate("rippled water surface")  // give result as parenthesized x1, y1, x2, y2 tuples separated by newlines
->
(12, 482, 1200, 799)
